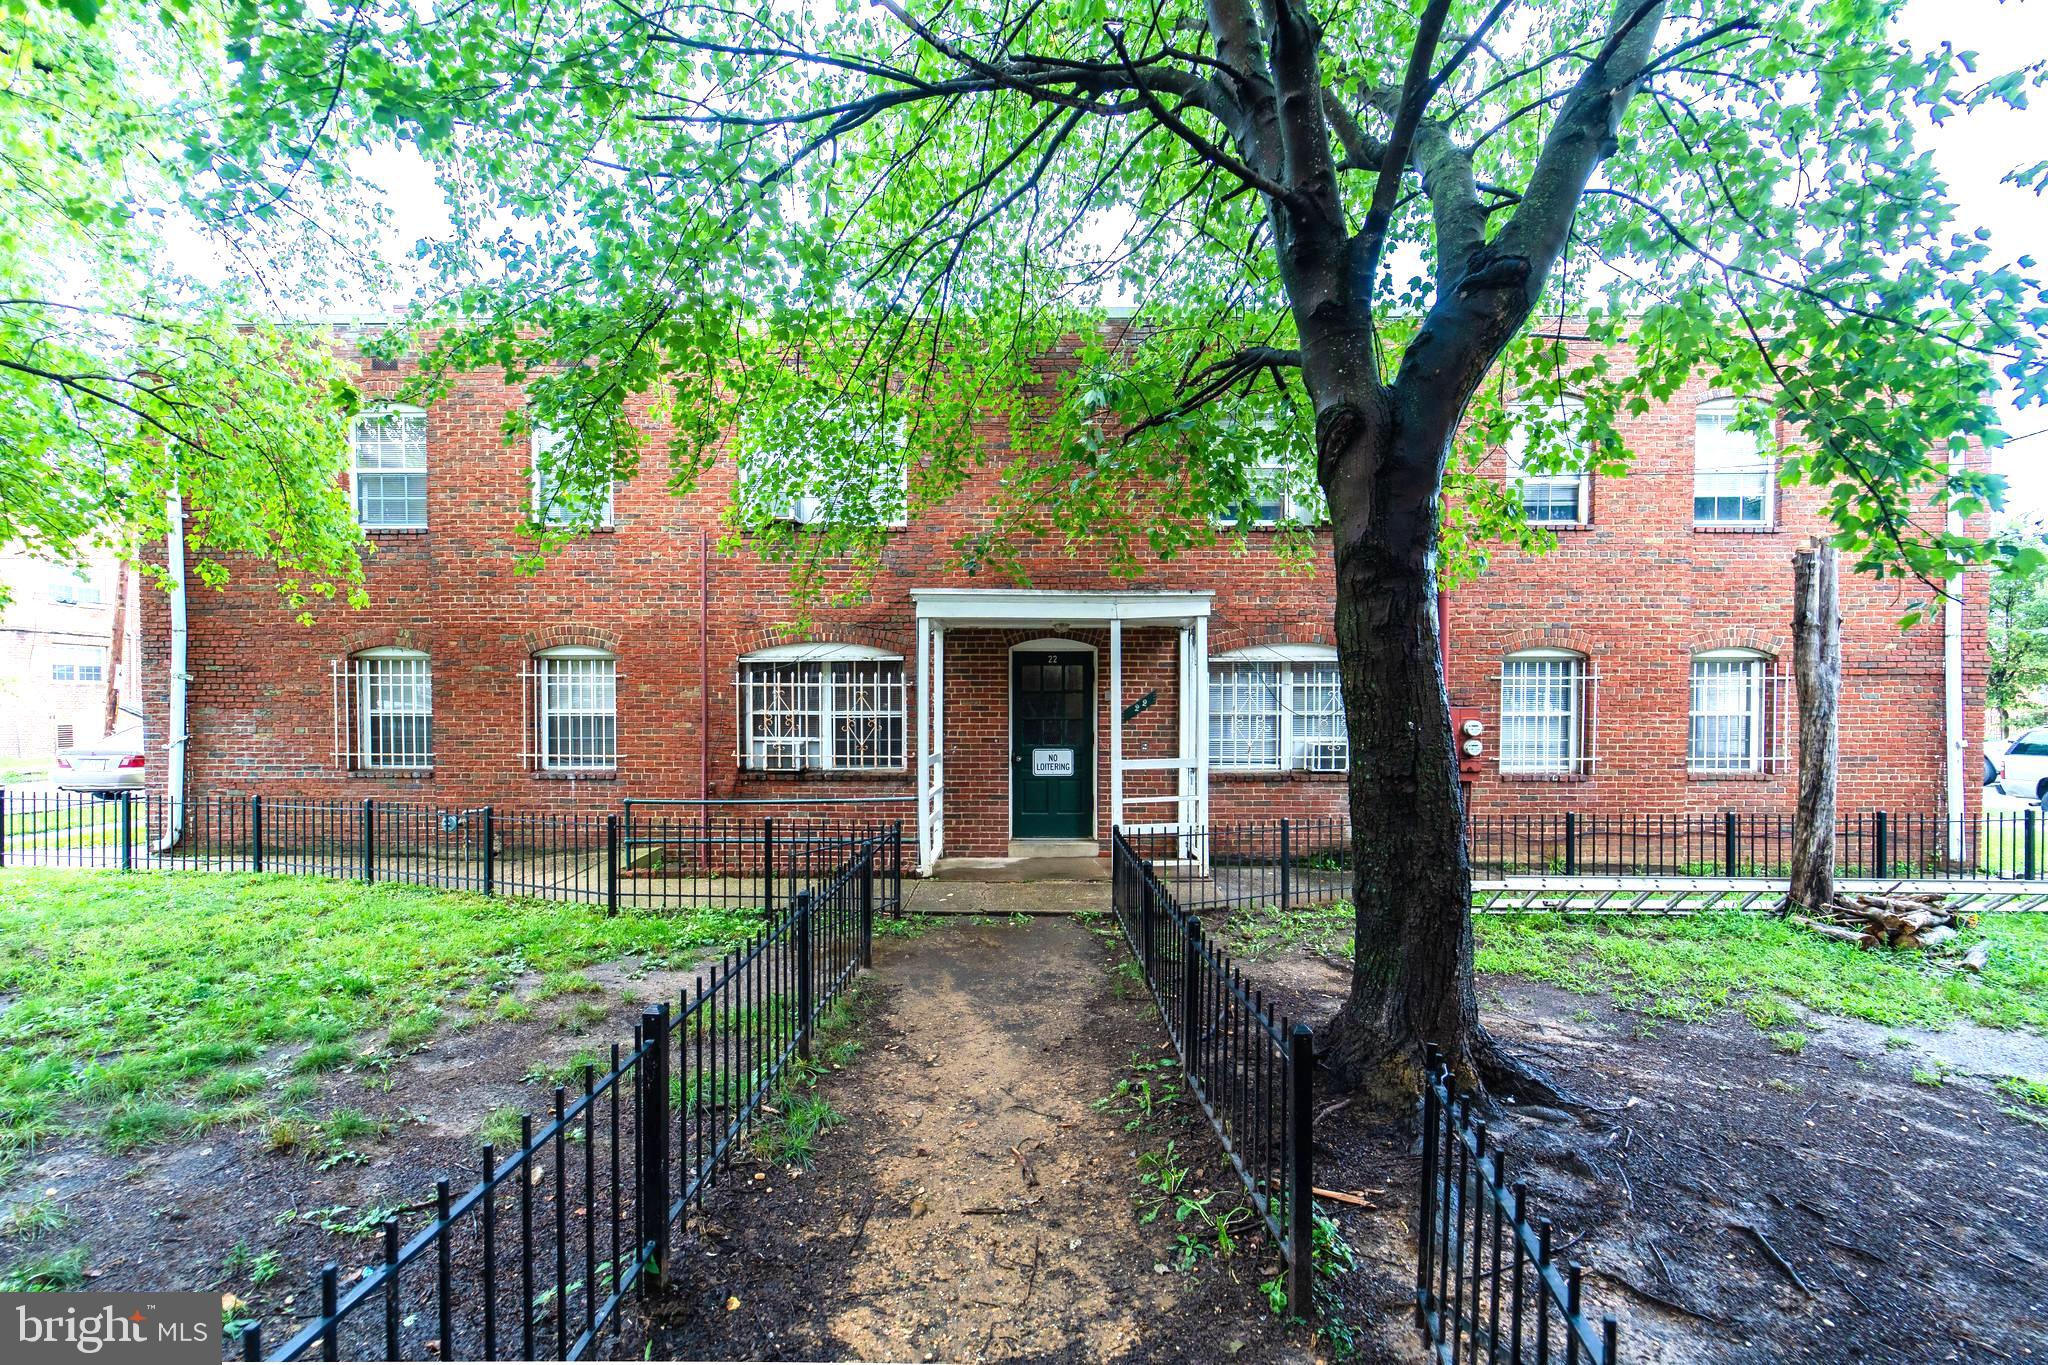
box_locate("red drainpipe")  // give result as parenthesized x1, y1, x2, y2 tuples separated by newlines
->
(698, 529, 712, 800)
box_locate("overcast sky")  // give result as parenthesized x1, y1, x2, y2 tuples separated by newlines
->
(271, 0, 2048, 514)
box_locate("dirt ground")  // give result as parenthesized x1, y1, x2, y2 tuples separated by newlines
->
(645, 916, 1412, 1364)
(1243, 950, 2048, 1365)
(0, 950, 703, 1340)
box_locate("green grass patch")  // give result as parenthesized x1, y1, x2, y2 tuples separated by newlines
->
(479, 1106, 526, 1150)
(0, 1195, 68, 1240)
(1474, 912, 2048, 1035)
(0, 869, 749, 1158)
(0, 1244, 89, 1291)
(1220, 902, 1354, 961)
(100, 1100, 200, 1154)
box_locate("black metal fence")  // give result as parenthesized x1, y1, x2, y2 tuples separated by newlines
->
(1109, 829, 1316, 1314)
(0, 789, 902, 917)
(1418, 1046, 1618, 1364)
(1124, 810, 2048, 917)
(235, 832, 884, 1361)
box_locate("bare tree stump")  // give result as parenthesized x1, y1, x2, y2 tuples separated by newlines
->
(1789, 545, 1842, 914)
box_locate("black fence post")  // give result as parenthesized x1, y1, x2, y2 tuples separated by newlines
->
(0, 788, 7, 868)
(2027, 808, 2038, 882)
(1140, 865, 1156, 983)
(859, 846, 875, 969)
(640, 1003, 670, 1287)
(1182, 918, 1202, 1050)
(482, 806, 495, 896)
(320, 1263, 340, 1361)
(119, 790, 133, 871)
(1873, 811, 1890, 880)
(1288, 1023, 1315, 1317)
(251, 795, 265, 873)
(795, 890, 815, 1061)
(240, 1324, 260, 1360)
(762, 816, 776, 916)
(605, 813, 620, 916)
(1723, 810, 1738, 877)
(361, 798, 376, 884)
(1278, 818, 1292, 912)
(1563, 812, 1578, 876)
(1416, 1044, 1440, 1324)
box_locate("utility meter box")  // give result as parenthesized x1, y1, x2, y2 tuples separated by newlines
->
(1450, 707, 1485, 778)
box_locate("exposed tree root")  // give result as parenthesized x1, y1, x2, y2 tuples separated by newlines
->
(1472, 1027, 1589, 1115)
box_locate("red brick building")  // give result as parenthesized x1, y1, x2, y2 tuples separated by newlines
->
(140, 335, 1987, 873)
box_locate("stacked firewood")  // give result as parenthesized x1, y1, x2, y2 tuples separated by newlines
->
(1789, 891, 1967, 951)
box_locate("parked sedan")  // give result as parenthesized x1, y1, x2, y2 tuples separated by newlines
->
(54, 727, 146, 796)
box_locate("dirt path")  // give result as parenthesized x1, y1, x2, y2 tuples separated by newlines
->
(647, 916, 1367, 1363)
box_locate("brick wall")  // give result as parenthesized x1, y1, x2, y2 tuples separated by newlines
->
(138, 344, 1986, 853)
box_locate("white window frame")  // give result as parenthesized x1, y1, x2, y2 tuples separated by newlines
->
(1505, 397, 1590, 526)
(531, 427, 615, 529)
(1693, 398, 1773, 528)
(737, 405, 910, 530)
(1207, 645, 1348, 773)
(332, 647, 434, 770)
(350, 406, 430, 530)
(737, 643, 907, 772)
(1688, 649, 1788, 774)
(1217, 451, 1325, 529)
(1498, 650, 1596, 776)
(523, 646, 619, 771)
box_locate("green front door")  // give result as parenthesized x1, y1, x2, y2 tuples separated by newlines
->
(1012, 650, 1094, 839)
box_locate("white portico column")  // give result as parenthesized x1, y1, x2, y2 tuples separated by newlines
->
(1109, 616, 1123, 838)
(931, 624, 945, 862)
(1193, 614, 1210, 864)
(916, 615, 932, 873)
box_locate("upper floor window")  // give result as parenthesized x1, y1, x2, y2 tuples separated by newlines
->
(1217, 451, 1326, 529)
(738, 644, 905, 772)
(1688, 650, 1785, 773)
(1207, 646, 1348, 772)
(1499, 650, 1595, 775)
(526, 646, 617, 770)
(1693, 399, 1771, 528)
(51, 647, 106, 683)
(736, 403, 908, 529)
(531, 427, 615, 530)
(1505, 398, 1589, 526)
(351, 408, 429, 530)
(332, 647, 433, 769)
(47, 566, 103, 605)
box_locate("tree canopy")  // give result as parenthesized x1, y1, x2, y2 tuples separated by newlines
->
(193, 0, 2046, 611)
(0, 0, 365, 616)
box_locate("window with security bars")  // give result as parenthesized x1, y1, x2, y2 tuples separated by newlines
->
(1499, 653, 1593, 775)
(332, 650, 434, 769)
(739, 656, 905, 771)
(1688, 653, 1786, 773)
(1207, 660, 1348, 771)
(523, 650, 617, 770)
(1693, 400, 1772, 527)
(352, 409, 429, 529)
(531, 427, 615, 529)
(1505, 399, 1589, 526)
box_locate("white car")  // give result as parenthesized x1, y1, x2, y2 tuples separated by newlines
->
(1993, 728, 2048, 802)
(54, 724, 147, 797)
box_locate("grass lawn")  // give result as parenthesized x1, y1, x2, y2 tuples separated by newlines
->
(0, 870, 765, 1177)
(1475, 912, 2048, 1034)
(1219, 901, 2048, 1036)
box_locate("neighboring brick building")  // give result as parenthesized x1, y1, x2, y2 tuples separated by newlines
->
(139, 333, 1987, 871)
(1, 548, 137, 765)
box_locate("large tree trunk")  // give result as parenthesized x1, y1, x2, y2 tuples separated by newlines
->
(1313, 415, 1480, 1104)
(1788, 545, 1842, 912)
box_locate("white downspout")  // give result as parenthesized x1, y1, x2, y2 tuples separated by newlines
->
(1944, 446, 1967, 863)
(152, 485, 189, 854)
